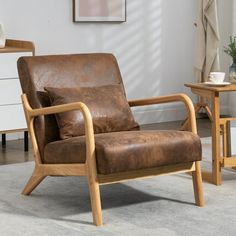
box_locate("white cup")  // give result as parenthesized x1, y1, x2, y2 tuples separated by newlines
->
(209, 72, 225, 84)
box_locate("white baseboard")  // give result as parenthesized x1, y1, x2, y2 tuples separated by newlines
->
(132, 104, 187, 125)
(1, 132, 24, 141)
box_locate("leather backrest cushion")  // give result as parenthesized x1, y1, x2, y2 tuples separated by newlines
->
(45, 85, 139, 139)
(17, 53, 127, 158)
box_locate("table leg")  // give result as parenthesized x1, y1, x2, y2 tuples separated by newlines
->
(221, 121, 231, 158)
(211, 93, 221, 185)
(226, 121, 231, 157)
(24, 131, 28, 152)
(2, 133, 6, 147)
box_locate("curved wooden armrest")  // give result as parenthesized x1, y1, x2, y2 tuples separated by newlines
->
(21, 94, 95, 165)
(23, 98, 92, 119)
(128, 93, 197, 134)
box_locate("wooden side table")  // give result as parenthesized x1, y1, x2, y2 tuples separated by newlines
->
(184, 83, 236, 185)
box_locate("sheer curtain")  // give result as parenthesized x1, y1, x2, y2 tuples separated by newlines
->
(194, 0, 220, 82)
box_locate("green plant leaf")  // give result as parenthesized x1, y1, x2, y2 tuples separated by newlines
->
(224, 35, 236, 61)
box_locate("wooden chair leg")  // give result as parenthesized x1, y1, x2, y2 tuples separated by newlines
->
(192, 161, 204, 207)
(87, 177, 103, 226)
(22, 172, 45, 195)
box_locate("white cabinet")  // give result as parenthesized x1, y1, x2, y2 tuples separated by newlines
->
(0, 39, 35, 150)
(0, 105, 27, 131)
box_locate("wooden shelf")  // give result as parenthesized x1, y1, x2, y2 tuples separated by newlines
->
(0, 46, 33, 53)
(0, 128, 27, 134)
(0, 39, 35, 55)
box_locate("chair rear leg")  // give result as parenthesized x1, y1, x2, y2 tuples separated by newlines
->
(87, 177, 103, 226)
(22, 172, 45, 195)
(192, 161, 204, 207)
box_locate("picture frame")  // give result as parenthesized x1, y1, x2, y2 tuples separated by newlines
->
(73, 0, 126, 22)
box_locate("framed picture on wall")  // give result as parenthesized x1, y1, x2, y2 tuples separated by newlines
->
(73, 0, 126, 22)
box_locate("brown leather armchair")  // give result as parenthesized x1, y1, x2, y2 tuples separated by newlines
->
(17, 53, 203, 226)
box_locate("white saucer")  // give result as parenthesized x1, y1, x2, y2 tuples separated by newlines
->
(204, 82, 231, 87)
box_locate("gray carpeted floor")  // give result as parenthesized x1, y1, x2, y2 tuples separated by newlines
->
(0, 137, 236, 236)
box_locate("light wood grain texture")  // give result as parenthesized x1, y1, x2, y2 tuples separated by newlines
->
(0, 128, 27, 134)
(21, 92, 203, 226)
(22, 94, 42, 164)
(34, 164, 86, 176)
(192, 161, 204, 206)
(185, 83, 236, 92)
(191, 88, 213, 99)
(211, 92, 222, 185)
(22, 173, 45, 195)
(21, 94, 103, 225)
(185, 83, 236, 185)
(0, 39, 35, 55)
(220, 121, 231, 158)
(221, 123, 227, 158)
(220, 117, 236, 122)
(222, 157, 236, 167)
(98, 162, 195, 184)
(83, 101, 103, 226)
(201, 171, 215, 184)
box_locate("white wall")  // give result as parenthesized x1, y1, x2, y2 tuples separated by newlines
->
(0, 0, 233, 126)
(0, 0, 199, 125)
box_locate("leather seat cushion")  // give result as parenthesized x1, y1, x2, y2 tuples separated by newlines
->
(44, 130, 202, 175)
(45, 85, 139, 139)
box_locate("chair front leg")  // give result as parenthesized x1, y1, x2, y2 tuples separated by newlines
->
(22, 167, 45, 195)
(87, 172, 103, 226)
(192, 161, 204, 207)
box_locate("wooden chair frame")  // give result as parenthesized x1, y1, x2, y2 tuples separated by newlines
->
(21, 93, 204, 226)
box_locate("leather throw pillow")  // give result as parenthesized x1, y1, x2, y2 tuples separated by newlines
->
(45, 85, 139, 139)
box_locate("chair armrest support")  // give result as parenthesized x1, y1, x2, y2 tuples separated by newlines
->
(128, 93, 197, 134)
(21, 94, 95, 166)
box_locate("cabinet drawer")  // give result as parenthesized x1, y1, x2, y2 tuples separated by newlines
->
(0, 79, 22, 105)
(0, 104, 26, 131)
(0, 52, 32, 79)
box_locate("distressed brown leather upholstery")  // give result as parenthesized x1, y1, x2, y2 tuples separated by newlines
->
(44, 130, 201, 175)
(17, 53, 201, 173)
(17, 54, 126, 158)
(45, 85, 138, 139)
(17, 53, 204, 226)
